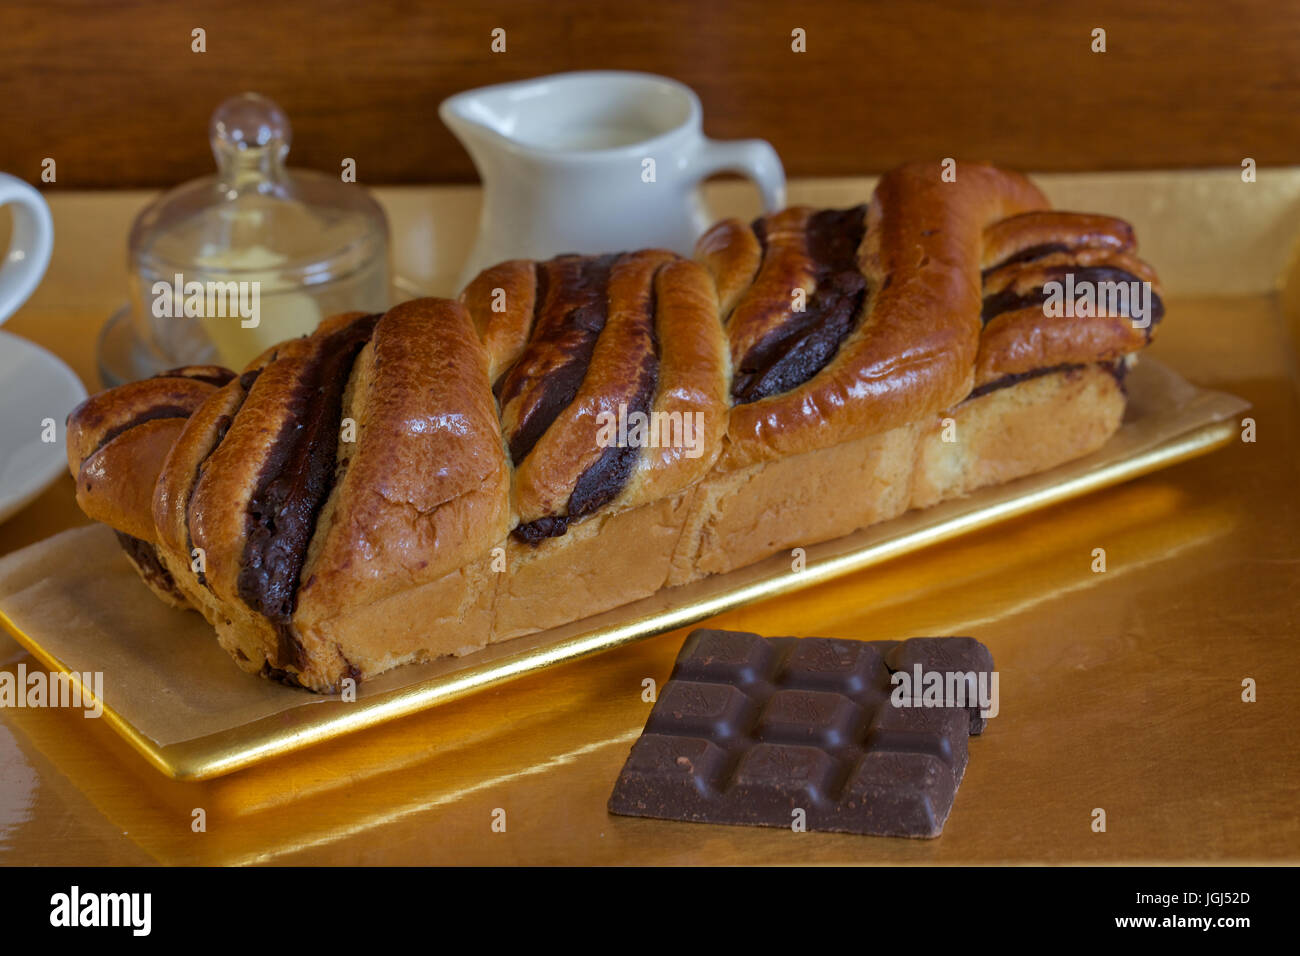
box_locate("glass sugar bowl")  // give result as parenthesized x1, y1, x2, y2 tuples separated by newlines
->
(119, 92, 389, 374)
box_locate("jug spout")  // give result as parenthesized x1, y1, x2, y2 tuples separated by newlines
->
(438, 94, 496, 157)
(438, 93, 508, 177)
(440, 71, 701, 158)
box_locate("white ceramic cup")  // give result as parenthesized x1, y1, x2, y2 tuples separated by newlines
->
(0, 173, 54, 326)
(442, 71, 787, 289)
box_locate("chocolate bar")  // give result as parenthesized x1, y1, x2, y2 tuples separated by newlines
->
(607, 629, 995, 838)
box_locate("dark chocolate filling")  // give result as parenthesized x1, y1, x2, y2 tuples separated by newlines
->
(731, 205, 869, 405)
(512, 264, 664, 544)
(567, 293, 660, 519)
(980, 241, 1071, 279)
(496, 254, 615, 463)
(235, 315, 379, 668)
(155, 367, 237, 388)
(113, 530, 183, 601)
(93, 405, 194, 455)
(966, 358, 1127, 401)
(259, 658, 361, 692)
(510, 515, 570, 545)
(187, 369, 260, 590)
(981, 266, 1165, 331)
(751, 218, 768, 259)
(967, 363, 1083, 400)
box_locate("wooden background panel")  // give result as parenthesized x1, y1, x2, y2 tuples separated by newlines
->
(2, 0, 1298, 188)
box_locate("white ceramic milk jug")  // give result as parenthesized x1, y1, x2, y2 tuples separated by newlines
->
(441, 71, 786, 291)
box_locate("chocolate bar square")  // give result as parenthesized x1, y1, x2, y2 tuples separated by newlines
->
(607, 629, 995, 838)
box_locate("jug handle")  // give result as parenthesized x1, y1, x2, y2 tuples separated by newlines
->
(0, 174, 54, 327)
(690, 138, 787, 213)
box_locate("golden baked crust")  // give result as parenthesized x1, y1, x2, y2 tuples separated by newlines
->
(75, 418, 186, 542)
(698, 163, 1049, 472)
(694, 219, 762, 320)
(66, 370, 229, 479)
(71, 302, 509, 690)
(681, 362, 1128, 581)
(294, 298, 509, 630)
(460, 249, 730, 536)
(65, 367, 241, 614)
(460, 259, 537, 381)
(976, 243, 1162, 385)
(456, 251, 733, 647)
(980, 210, 1135, 269)
(151, 375, 254, 585)
(696, 162, 1162, 472)
(66, 367, 237, 593)
(911, 363, 1125, 507)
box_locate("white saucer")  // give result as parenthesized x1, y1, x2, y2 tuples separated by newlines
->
(0, 329, 88, 524)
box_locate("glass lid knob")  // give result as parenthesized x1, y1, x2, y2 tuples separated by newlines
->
(209, 93, 292, 191)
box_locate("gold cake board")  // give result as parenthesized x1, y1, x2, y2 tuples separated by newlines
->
(0, 358, 1247, 780)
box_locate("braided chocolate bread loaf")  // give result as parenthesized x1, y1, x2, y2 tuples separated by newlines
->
(66, 162, 1163, 691)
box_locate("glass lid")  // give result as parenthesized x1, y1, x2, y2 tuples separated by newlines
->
(128, 92, 387, 293)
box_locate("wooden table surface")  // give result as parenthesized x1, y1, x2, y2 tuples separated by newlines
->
(1, 180, 1297, 865)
